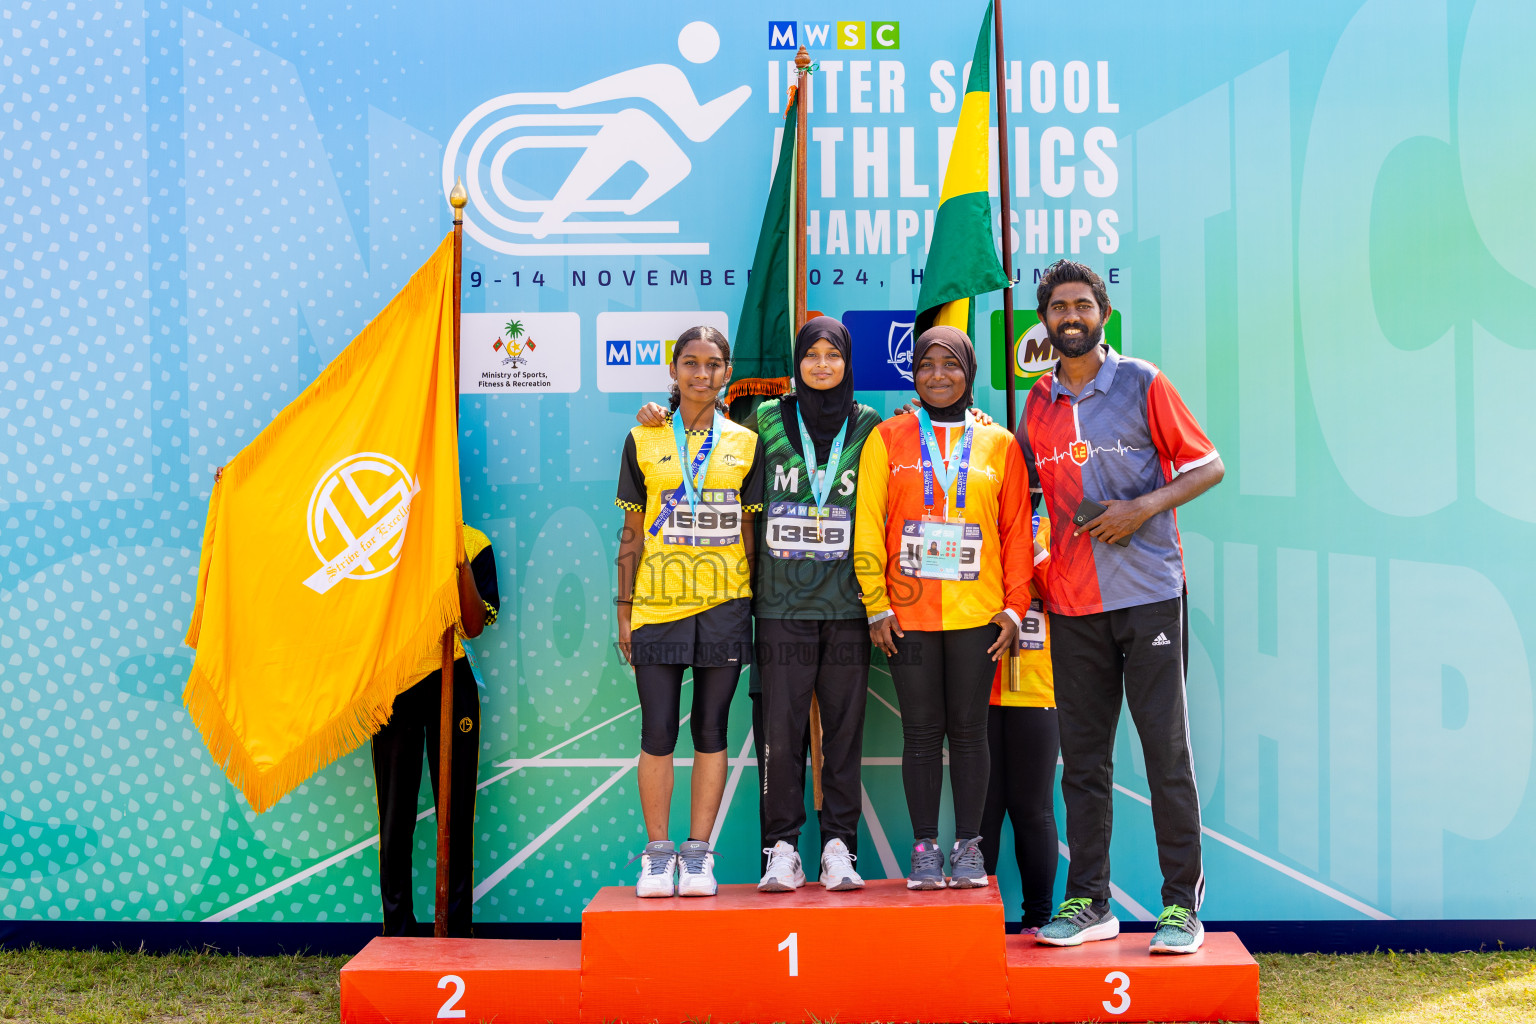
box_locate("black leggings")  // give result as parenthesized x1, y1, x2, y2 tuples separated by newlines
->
(979, 705, 1060, 928)
(635, 664, 741, 756)
(887, 624, 1000, 842)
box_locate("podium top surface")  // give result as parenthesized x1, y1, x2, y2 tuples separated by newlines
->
(342, 937, 582, 973)
(584, 877, 1003, 914)
(1006, 931, 1257, 968)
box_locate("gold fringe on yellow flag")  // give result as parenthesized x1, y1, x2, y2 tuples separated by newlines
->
(184, 233, 463, 814)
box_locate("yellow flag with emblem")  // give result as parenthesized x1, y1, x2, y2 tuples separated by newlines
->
(184, 233, 462, 814)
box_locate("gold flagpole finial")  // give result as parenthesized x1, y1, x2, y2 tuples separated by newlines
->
(449, 177, 467, 223)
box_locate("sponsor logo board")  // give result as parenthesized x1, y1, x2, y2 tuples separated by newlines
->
(990, 309, 1123, 390)
(462, 312, 580, 392)
(596, 310, 730, 393)
(844, 309, 917, 392)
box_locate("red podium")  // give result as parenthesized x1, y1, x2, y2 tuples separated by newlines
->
(340, 882, 1259, 1023)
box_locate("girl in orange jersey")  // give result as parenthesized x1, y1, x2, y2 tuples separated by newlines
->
(854, 325, 1034, 890)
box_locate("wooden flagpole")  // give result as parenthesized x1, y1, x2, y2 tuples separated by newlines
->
(793, 45, 828, 812)
(993, 0, 1020, 432)
(991, 5, 1025, 688)
(794, 46, 810, 330)
(436, 178, 467, 938)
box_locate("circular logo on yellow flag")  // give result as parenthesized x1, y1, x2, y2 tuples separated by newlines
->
(305, 452, 418, 589)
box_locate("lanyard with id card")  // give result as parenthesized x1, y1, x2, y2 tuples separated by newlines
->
(649, 411, 740, 547)
(766, 407, 853, 560)
(898, 410, 985, 581)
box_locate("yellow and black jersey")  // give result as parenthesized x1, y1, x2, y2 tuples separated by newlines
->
(453, 524, 500, 659)
(615, 416, 764, 629)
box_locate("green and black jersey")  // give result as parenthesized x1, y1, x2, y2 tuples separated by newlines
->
(745, 398, 883, 621)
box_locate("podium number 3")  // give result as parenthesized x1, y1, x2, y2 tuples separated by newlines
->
(437, 974, 466, 1019)
(778, 932, 799, 977)
(1102, 970, 1131, 1015)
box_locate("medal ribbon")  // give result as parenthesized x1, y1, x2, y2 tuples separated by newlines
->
(795, 405, 849, 516)
(647, 410, 723, 536)
(916, 408, 975, 512)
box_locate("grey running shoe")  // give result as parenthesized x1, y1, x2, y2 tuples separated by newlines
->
(948, 836, 988, 888)
(1150, 905, 1204, 953)
(1036, 897, 1121, 946)
(676, 839, 718, 897)
(906, 839, 946, 890)
(633, 839, 676, 898)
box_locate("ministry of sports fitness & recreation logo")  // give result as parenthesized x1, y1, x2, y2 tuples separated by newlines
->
(303, 452, 420, 595)
(442, 21, 750, 257)
(493, 318, 537, 368)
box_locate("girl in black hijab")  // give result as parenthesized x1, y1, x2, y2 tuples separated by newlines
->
(853, 324, 1034, 893)
(744, 316, 885, 894)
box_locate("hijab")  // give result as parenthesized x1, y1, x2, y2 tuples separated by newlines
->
(912, 325, 977, 419)
(783, 315, 856, 463)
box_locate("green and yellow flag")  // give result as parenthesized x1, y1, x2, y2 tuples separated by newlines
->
(184, 234, 464, 813)
(727, 88, 800, 418)
(916, 3, 1010, 338)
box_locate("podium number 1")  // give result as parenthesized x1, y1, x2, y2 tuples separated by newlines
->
(437, 974, 466, 1018)
(1102, 970, 1131, 1015)
(778, 932, 799, 976)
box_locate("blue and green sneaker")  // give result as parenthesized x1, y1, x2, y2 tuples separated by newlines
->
(1150, 905, 1204, 953)
(1035, 897, 1120, 946)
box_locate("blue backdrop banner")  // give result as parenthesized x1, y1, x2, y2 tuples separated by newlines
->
(2, 0, 1534, 931)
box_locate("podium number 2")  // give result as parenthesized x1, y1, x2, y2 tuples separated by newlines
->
(1102, 970, 1131, 1015)
(437, 974, 466, 1019)
(778, 932, 799, 976)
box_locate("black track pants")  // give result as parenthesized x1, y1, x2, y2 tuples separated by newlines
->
(757, 617, 869, 855)
(1051, 596, 1204, 911)
(887, 624, 1000, 843)
(371, 658, 480, 938)
(979, 704, 1060, 927)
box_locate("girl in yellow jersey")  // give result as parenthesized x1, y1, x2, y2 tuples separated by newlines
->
(854, 326, 1033, 890)
(614, 326, 764, 898)
(981, 512, 1060, 933)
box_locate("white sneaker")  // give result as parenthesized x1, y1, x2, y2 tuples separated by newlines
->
(634, 839, 676, 898)
(758, 840, 806, 893)
(819, 838, 865, 891)
(676, 839, 719, 897)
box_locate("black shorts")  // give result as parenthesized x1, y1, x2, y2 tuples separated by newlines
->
(630, 597, 754, 667)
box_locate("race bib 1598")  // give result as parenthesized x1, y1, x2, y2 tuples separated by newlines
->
(661, 488, 742, 547)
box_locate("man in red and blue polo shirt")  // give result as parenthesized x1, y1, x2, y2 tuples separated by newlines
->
(1019, 260, 1224, 954)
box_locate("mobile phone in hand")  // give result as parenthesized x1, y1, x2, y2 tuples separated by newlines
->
(1072, 497, 1132, 546)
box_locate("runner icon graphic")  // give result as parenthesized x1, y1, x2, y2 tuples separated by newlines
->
(443, 21, 750, 256)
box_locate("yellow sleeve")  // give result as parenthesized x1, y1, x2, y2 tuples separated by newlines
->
(853, 427, 891, 618)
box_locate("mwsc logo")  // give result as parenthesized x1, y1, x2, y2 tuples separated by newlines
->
(768, 21, 900, 50)
(604, 338, 677, 366)
(443, 22, 750, 257)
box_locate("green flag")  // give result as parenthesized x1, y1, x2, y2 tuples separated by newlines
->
(727, 90, 798, 419)
(915, 2, 1010, 339)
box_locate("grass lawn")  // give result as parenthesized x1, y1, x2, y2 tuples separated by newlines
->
(1, 947, 1534, 1022)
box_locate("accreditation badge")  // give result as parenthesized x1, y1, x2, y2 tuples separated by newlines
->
(765, 502, 851, 560)
(898, 517, 984, 581)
